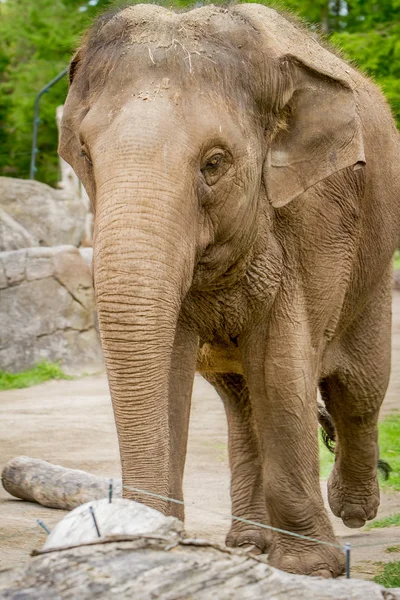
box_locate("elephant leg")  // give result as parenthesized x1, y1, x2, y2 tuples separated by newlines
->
(242, 297, 345, 577)
(320, 280, 392, 529)
(168, 321, 199, 520)
(203, 372, 271, 554)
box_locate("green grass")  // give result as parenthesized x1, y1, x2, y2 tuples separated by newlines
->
(385, 546, 400, 553)
(364, 513, 400, 530)
(374, 561, 400, 588)
(394, 250, 400, 270)
(319, 434, 335, 479)
(0, 361, 72, 391)
(319, 413, 400, 492)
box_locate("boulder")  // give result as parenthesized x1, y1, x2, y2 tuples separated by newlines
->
(0, 246, 102, 374)
(0, 177, 86, 250)
(0, 497, 398, 599)
(0, 207, 37, 251)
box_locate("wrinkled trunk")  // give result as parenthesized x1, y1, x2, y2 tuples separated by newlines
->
(93, 175, 194, 514)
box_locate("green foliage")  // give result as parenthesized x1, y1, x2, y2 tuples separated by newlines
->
(0, 0, 399, 185)
(0, 0, 112, 185)
(374, 561, 400, 587)
(0, 361, 72, 390)
(319, 413, 400, 492)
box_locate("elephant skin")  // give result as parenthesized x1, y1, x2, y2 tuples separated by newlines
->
(58, 4, 400, 577)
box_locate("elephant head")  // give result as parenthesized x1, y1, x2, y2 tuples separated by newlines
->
(59, 4, 365, 517)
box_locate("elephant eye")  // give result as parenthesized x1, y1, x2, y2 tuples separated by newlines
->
(201, 149, 231, 186)
(204, 153, 223, 170)
(80, 148, 92, 166)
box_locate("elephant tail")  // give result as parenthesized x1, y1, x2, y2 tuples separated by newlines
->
(317, 402, 392, 481)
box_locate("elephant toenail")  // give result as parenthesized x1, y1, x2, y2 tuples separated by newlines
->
(311, 569, 332, 578)
(341, 514, 366, 528)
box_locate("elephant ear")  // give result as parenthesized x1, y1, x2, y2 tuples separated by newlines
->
(264, 57, 365, 208)
(68, 49, 82, 86)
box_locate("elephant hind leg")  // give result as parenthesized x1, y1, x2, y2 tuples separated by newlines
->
(317, 398, 391, 479)
(320, 279, 392, 529)
(202, 372, 271, 554)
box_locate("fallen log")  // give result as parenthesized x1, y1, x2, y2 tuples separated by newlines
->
(1, 456, 122, 510)
(0, 498, 399, 600)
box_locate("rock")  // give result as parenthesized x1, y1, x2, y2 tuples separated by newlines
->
(0, 177, 87, 250)
(0, 207, 37, 251)
(0, 501, 398, 599)
(79, 247, 93, 271)
(42, 498, 183, 551)
(0, 246, 102, 374)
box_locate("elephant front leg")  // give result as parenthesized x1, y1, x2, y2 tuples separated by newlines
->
(168, 321, 199, 520)
(203, 372, 271, 554)
(242, 312, 344, 577)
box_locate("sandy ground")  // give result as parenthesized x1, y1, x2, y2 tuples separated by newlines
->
(1, 292, 400, 579)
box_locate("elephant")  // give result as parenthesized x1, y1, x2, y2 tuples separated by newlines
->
(59, 3, 400, 577)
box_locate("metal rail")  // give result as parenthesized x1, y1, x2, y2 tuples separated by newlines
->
(29, 68, 68, 179)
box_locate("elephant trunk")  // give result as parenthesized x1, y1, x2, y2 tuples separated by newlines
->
(93, 178, 195, 513)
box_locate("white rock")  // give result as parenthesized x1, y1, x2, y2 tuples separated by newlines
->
(43, 498, 183, 550)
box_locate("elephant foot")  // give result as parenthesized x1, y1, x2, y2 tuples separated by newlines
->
(328, 464, 380, 528)
(226, 526, 271, 555)
(267, 538, 345, 577)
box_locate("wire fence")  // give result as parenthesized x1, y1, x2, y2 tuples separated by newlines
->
(16, 477, 400, 582)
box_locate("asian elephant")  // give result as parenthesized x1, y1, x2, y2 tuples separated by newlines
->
(59, 3, 400, 577)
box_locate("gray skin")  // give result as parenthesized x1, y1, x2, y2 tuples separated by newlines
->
(59, 4, 400, 577)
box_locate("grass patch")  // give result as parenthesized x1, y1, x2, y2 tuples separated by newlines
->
(319, 434, 335, 479)
(394, 250, 400, 270)
(374, 561, 400, 588)
(377, 414, 400, 491)
(365, 513, 400, 530)
(0, 361, 72, 391)
(386, 546, 400, 553)
(319, 413, 400, 492)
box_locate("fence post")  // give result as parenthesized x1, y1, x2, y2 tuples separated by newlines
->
(29, 68, 68, 180)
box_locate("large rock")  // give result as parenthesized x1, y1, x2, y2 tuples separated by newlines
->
(0, 177, 86, 250)
(0, 498, 398, 599)
(0, 246, 102, 374)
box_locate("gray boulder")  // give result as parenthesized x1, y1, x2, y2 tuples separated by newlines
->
(0, 246, 102, 374)
(0, 177, 86, 250)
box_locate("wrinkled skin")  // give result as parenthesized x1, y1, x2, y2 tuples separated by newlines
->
(59, 4, 400, 577)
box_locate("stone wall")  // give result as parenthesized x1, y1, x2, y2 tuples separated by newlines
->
(0, 246, 102, 374)
(0, 177, 87, 251)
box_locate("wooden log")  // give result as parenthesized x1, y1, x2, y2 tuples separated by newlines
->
(1, 456, 122, 510)
(0, 514, 399, 600)
(1, 464, 400, 598)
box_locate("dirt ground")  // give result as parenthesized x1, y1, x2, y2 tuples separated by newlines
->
(1, 292, 400, 580)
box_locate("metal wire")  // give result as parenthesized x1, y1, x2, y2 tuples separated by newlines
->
(122, 483, 342, 550)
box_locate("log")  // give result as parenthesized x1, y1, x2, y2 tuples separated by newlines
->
(0, 498, 399, 600)
(1, 456, 122, 510)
